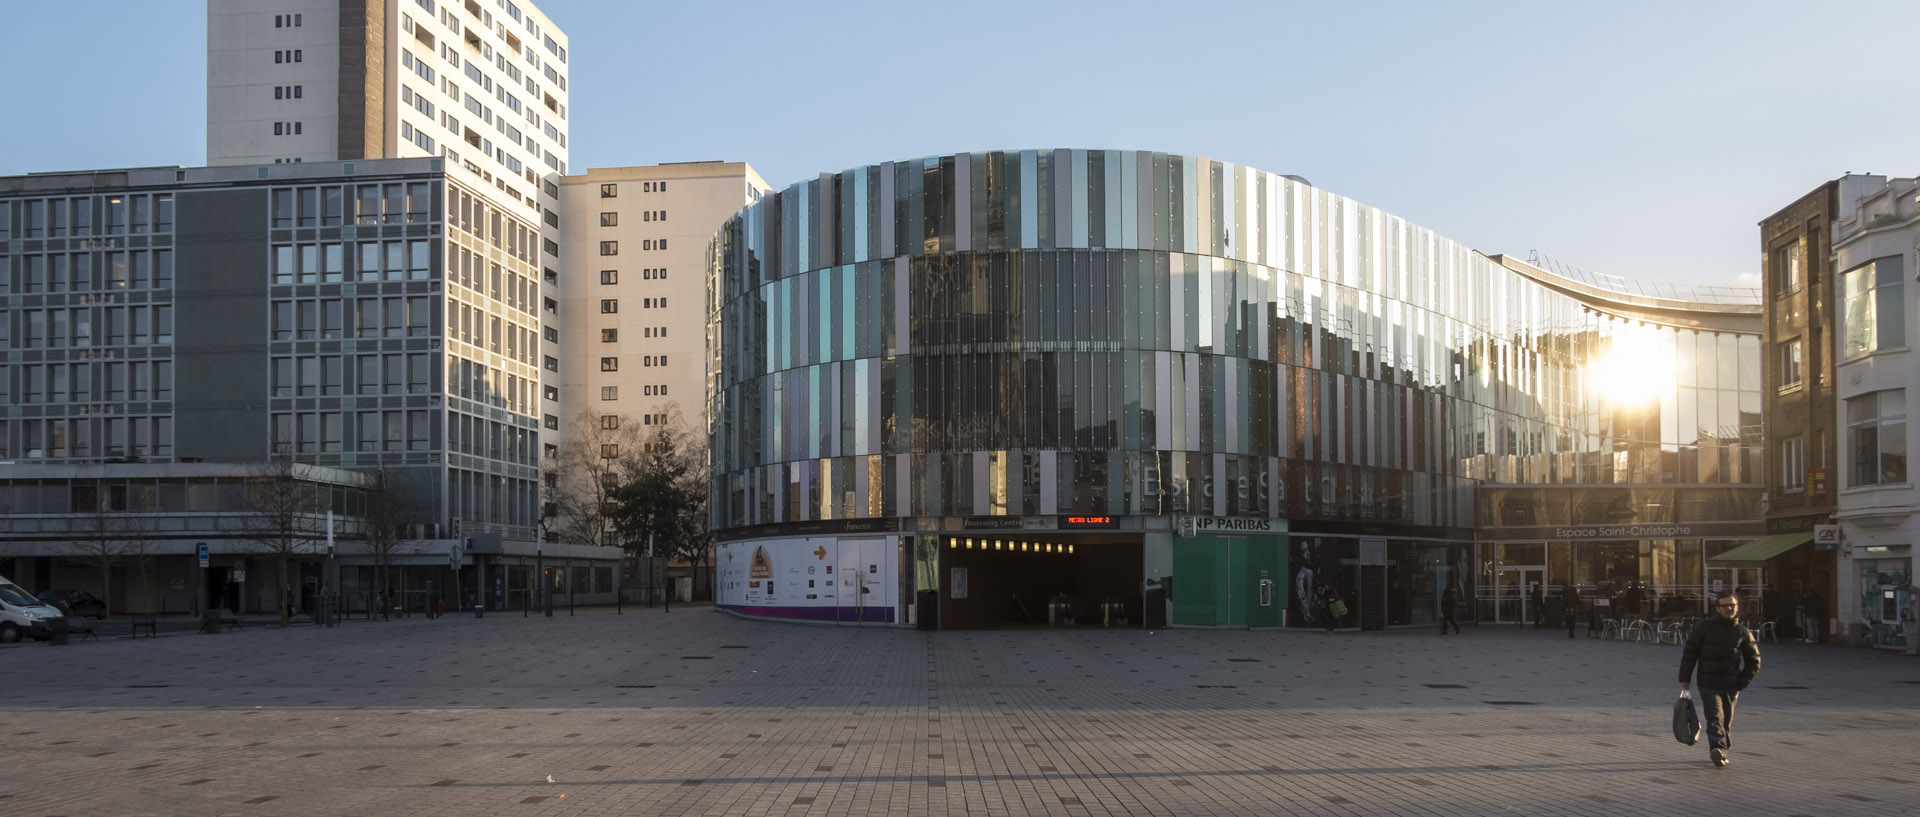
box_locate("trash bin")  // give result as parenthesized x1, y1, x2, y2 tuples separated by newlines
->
(916, 589, 938, 631)
(44, 616, 70, 646)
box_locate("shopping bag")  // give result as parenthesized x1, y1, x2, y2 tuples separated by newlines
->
(1672, 692, 1700, 745)
(1328, 599, 1348, 619)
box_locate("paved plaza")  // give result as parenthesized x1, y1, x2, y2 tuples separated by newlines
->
(2, 607, 1916, 816)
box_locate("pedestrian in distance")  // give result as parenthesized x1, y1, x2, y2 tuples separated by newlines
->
(1440, 584, 1461, 634)
(1679, 591, 1762, 768)
(1800, 588, 1826, 643)
(1317, 581, 1336, 633)
(1530, 581, 1545, 627)
(1563, 586, 1578, 639)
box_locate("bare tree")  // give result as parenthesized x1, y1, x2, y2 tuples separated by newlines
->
(546, 410, 649, 549)
(65, 493, 133, 617)
(361, 469, 426, 619)
(120, 515, 161, 615)
(243, 458, 320, 627)
(610, 403, 711, 599)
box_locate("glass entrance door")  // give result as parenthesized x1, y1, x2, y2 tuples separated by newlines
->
(1496, 566, 1545, 624)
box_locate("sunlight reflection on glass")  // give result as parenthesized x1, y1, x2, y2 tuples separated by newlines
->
(1589, 322, 1673, 407)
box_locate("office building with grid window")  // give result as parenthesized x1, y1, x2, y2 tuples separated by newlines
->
(0, 158, 617, 616)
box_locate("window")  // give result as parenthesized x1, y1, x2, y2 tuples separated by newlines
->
(600, 211, 617, 227)
(1780, 435, 1805, 493)
(544, 238, 559, 256)
(600, 415, 620, 430)
(543, 355, 558, 372)
(1848, 389, 1907, 487)
(600, 357, 618, 372)
(601, 386, 618, 401)
(599, 240, 618, 256)
(602, 328, 618, 343)
(1778, 338, 1803, 391)
(544, 385, 559, 401)
(599, 183, 617, 198)
(601, 444, 619, 459)
(1841, 256, 1905, 359)
(600, 269, 618, 285)
(1773, 241, 1801, 296)
(600, 299, 617, 313)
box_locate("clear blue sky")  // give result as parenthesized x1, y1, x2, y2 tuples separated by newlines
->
(4, 1, 1913, 290)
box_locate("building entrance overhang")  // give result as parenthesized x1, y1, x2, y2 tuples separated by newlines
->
(1707, 532, 1813, 567)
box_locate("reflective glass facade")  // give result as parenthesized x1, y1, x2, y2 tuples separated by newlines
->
(709, 149, 1762, 537)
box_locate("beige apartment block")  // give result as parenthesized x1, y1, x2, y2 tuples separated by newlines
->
(207, 0, 569, 221)
(553, 162, 767, 447)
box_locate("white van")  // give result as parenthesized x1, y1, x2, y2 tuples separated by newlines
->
(0, 576, 63, 643)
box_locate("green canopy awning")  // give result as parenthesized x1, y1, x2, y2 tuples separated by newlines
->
(1708, 532, 1814, 566)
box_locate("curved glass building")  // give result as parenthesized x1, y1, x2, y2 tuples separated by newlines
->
(708, 149, 1762, 629)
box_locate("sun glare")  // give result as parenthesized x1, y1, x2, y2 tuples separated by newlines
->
(1588, 323, 1673, 407)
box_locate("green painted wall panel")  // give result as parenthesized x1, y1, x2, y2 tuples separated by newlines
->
(1171, 537, 1224, 626)
(1174, 534, 1289, 627)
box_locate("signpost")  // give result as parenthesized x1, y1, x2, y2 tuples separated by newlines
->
(196, 542, 209, 616)
(450, 539, 466, 614)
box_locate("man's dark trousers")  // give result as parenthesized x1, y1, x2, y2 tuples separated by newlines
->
(1699, 687, 1739, 751)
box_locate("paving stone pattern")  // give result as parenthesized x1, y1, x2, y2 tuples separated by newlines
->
(1, 609, 1915, 816)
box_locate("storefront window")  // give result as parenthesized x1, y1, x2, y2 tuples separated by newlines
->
(1859, 559, 1912, 648)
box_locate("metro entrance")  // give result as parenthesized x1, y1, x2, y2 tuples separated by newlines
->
(933, 534, 1142, 628)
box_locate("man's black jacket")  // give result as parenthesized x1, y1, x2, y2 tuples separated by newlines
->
(1679, 616, 1761, 690)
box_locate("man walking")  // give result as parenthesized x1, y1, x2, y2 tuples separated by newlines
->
(1439, 584, 1461, 634)
(1679, 592, 1762, 767)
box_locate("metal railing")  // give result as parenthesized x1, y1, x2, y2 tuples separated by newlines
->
(1527, 251, 1762, 306)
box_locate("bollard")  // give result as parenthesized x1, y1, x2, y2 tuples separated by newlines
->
(45, 617, 70, 646)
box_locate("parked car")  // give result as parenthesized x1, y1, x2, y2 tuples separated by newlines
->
(0, 579, 63, 643)
(36, 589, 106, 619)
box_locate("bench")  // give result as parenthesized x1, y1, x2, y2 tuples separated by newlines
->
(128, 613, 158, 639)
(200, 610, 245, 634)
